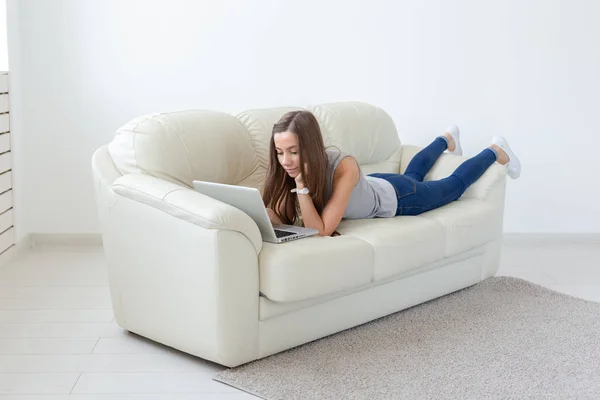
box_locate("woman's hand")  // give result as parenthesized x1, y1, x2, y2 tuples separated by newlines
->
(295, 163, 308, 188)
(294, 173, 304, 188)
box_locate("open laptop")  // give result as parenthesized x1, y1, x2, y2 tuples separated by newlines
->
(192, 181, 319, 243)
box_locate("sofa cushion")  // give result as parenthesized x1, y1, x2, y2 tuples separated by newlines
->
(259, 235, 373, 303)
(236, 106, 307, 172)
(258, 245, 488, 321)
(309, 102, 400, 165)
(309, 102, 402, 174)
(336, 217, 445, 282)
(108, 110, 263, 189)
(418, 198, 503, 257)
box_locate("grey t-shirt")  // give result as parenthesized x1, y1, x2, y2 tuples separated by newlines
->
(323, 148, 397, 219)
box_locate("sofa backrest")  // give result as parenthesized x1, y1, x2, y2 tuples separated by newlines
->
(108, 101, 403, 191)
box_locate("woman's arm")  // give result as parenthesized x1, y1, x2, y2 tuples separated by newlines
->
(296, 157, 360, 236)
(266, 208, 284, 226)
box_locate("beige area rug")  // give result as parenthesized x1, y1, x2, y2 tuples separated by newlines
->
(214, 277, 600, 399)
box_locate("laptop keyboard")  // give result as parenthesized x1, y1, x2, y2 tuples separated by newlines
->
(275, 229, 296, 238)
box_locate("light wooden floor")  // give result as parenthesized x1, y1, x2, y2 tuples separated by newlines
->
(0, 236, 599, 398)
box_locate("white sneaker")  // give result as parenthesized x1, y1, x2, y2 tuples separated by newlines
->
(491, 136, 521, 179)
(444, 124, 462, 156)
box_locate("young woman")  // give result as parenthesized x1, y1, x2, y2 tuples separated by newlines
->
(263, 110, 521, 237)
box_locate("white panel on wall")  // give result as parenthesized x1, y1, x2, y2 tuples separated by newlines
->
(0, 94, 9, 113)
(0, 171, 11, 193)
(0, 152, 11, 174)
(0, 71, 14, 255)
(0, 133, 10, 153)
(0, 190, 12, 214)
(0, 228, 13, 254)
(0, 171, 12, 193)
(0, 114, 8, 133)
(0, 209, 12, 233)
(0, 74, 7, 93)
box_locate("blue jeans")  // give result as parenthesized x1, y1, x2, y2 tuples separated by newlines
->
(369, 137, 497, 216)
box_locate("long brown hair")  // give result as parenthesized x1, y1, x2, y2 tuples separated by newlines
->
(263, 110, 328, 225)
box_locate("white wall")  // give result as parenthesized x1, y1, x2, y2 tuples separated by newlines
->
(0, 0, 7, 71)
(6, 0, 600, 240)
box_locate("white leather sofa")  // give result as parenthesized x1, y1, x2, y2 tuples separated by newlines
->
(92, 101, 507, 367)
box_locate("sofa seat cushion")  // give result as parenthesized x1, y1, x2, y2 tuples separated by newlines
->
(335, 217, 445, 282)
(418, 198, 503, 257)
(259, 235, 374, 303)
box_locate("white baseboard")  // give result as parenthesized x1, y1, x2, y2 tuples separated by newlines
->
(502, 233, 600, 246)
(0, 233, 104, 267)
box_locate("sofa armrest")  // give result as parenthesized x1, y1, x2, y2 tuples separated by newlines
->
(400, 145, 507, 201)
(101, 175, 260, 367)
(112, 173, 263, 253)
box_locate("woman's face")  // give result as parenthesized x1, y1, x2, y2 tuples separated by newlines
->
(274, 131, 301, 178)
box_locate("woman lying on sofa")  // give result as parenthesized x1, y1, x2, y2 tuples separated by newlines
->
(263, 111, 520, 237)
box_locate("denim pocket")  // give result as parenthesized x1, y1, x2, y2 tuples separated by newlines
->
(390, 176, 417, 199)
